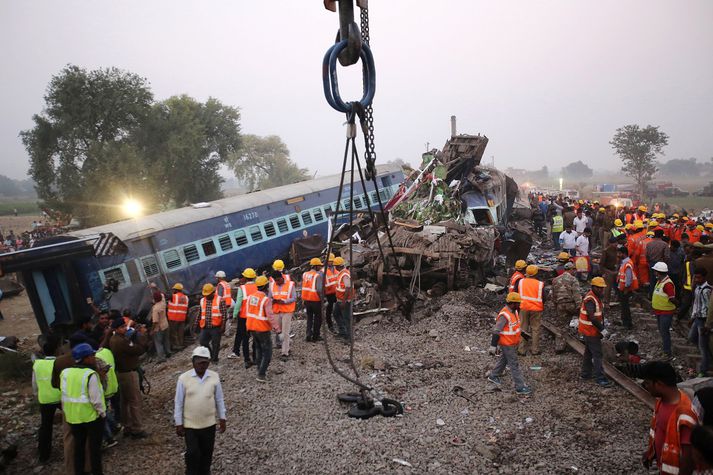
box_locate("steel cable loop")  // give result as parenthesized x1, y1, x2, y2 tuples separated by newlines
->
(322, 40, 376, 114)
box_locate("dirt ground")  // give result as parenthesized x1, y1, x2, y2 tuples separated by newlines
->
(0, 288, 656, 475)
(0, 215, 44, 236)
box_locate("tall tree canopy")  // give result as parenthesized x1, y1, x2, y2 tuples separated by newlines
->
(610, 124, 668, 196)
(20, 65, 241, 225)
(561, 160, 593, 179)
(227, 134, 309, 191)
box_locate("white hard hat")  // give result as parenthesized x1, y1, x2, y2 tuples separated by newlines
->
(652, 262, 669, 273)
(215, 270, 226, 278)
(191, 346, 211, 360)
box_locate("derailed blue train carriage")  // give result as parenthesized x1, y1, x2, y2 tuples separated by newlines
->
(0, 164, 403, 333)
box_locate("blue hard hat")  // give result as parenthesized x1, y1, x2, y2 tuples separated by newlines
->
(72, 343, 96, 362)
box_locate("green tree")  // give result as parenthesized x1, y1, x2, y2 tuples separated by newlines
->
(561, 160, 593, 179)
(138, 95, 241, 206)
(20, 65, 153, 222)
(610, 125, 669, 197)
(227, 135, 309, 191)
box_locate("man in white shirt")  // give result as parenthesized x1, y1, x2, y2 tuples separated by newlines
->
(559, 223, 578, 256)
(575, 227, 592, 280)
(175, 346, 226, 475)
(573, 209, 588, 235)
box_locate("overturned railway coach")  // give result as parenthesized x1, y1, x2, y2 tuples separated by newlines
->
(0, 164, 403, 333)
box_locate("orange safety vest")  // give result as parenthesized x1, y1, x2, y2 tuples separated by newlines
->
(269, 274, 292, 285)
(239, 283, 258, 318)
(688, 228, 702, 244)
(245, 291, 271, 332)
(508, 271, 524, 294)
(216, 280, 234, 307)
(199, 294, 222, 329)
(335, 268, 354, 301)
(167, 292, 189, 322)
(519, 278, 544, 311)
(269, 280, 296, 313)
(301, 270, 321, 302)
(618, 259, 639, 291)
(578, 291, 603, 337)
(325, 267, 338, 295)
(645, 390, 698, 475)
(497, 306, 521, 346)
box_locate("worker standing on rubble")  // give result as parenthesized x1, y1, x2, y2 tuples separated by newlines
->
(652, 262, 679, 358)
(302, 258, 324, 342)
(167, 283, 189, 350)
(32, 336, 61, 463)
(641, 361, 697, 475)
(509, 260, 527, 293)
(270, 260, 292, 283)
(324, 253, 339, 333)
(578, 277, 612, 387)
(551, 262, 582, 353)
(689, 268, 711, 378)
(333, 257, 354, 341)
(229, 268, 257, 366)
(198, 284, 227, 363)
(246, 275, 278, 382)
(487, 292, 532, 395)
(214, 271, 234, 308)
(517, 265, 546, 356)
(617, 246, 638, 329)
(647, 230, 671, 297)
(573, 209, 588, 236)
(551, 210, 564, 250)
(575, 227, 592, 280)
(269, 271, 296, 361)
(560, 223, 577, 256)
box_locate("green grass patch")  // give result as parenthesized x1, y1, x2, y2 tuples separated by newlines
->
(661, 196, 712, 213)
(0, 201, 40, 216)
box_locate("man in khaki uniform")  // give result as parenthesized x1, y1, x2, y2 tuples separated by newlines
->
(551, 262, 582, 352)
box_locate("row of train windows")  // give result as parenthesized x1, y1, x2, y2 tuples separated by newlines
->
(130, 188, 395, 279)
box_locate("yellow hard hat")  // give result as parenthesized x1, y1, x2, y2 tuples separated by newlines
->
(506, 292, 522, 303)
(578, 200, 584, 204)
(599, 207, 605, 212)
(649, 220, 658, 227)
(310, 257, 323, 266)
(705, 223, 713, 229)
(514, 259, 527, 270)
(333, 256, 345, 266)
(591, 277, 607, 288)
(614, 219, 623, 227)
(673, 213, 680, 218)
(625, 223, 633, 230)
(328, 253, 336, 263)
(242, 268, 257, 279)
(525, 265, 539, 276)
(255, 275, 269, 287)
(697, 225, 705, 231)
(172, 283, 184, 291)
(202, 283, 215, 296)
(638, 205, 647, 212)
(557, 252, 570, 262)
(272, 259, 285, 271)
(646, 231, 654, 237)
(634, 220, 644, 229)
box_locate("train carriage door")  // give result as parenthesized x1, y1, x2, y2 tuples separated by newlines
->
(30, 265, 73, 328)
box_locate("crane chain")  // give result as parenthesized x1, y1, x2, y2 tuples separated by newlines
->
(360, 7, 377, 179)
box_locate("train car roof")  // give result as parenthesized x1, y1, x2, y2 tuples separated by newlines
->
(68, 163, 403, 242)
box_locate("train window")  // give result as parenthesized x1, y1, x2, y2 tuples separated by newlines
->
(276, 218, 289, 233)
(201, 240, 217, 257)
(264, 222, 277, 238)
(183, 244, 200, 263)
(234, 230, 248, 247)
(354, 197, 363, 209)
(163, 249, 183, 270)
(141, 255, 160, 278)
(218, 234, 233, 252)
(102, 267, 127, 286)
(379, 189, 388, 201)
(250, 225, 263, 242)
(313, 208, 324, 222)
(289, 214, 301, 229)
(370, 191, 378, 203)
(323, 205, 332, 217)
(301, 211, 313, 226)
(342, 199, 350, 210)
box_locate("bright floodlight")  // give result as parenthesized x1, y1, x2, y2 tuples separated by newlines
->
(122, 199, 143, 218)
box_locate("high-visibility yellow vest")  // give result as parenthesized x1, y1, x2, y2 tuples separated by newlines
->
(683, 261, 692, 291)
(60, 367, 105, 424)
(552, 215, 564, 233)
(95, 348, 118, 398)
(652, 276, 676, 312)
(33, 358, 61, 404)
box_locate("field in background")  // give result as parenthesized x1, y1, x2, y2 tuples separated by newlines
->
(662, 195, 712, 214)
(0, 200, 40, 216)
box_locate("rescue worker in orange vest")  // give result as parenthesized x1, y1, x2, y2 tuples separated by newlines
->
(578, 277, 613, 387)
(629, 220, 648, 287)
(246, 275, 278, 382)
(640, 361, 697, 475)
(333, 257, 355, 341)
(509, 260, 527, 293)
(616, 245, 639, 329)
(229, 268, 257, 367)
(270, 259, 292, 283)
(167, 283, 189, 350)
(487, 292, 532, 395)
(214, 271, 234, 308)
(324, 253, 339, 333)
(198, 283, 227, 363)
(302, 258, 324, 342)
(517, 265, 546, 356)
(268, 271, 296, 361)
(687, 221, 702, 244)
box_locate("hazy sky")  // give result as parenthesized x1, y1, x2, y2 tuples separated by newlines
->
(1, 0, 712, 180)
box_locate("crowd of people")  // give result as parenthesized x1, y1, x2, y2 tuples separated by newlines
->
(490, 193, 713, 473)
(30, 253, 354, 474)
(0, 224, 65, 253)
